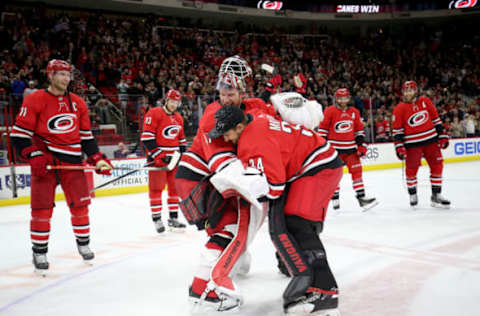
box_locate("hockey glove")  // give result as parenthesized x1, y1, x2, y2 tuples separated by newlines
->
(395, 145, 407, 160)
(265, 74, 282, 93)
(87, 152, 113, 175)
(22, 146, 52, 177)
(293, 73, 307, 94)
(357, 144, 367, 158)
(438, 136, 449, 149)
(153, 151, 170, 167)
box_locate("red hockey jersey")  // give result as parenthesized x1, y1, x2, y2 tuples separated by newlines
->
(178, 98, 276, 180)
(141, 107, 187, 157)
(11, 89, 98, 164)
(317, 105, 365, 154)
(236, 115, 341, 199)
(392, 96, 443, 148)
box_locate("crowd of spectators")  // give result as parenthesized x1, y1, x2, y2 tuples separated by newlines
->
(1, 4, 479, 143)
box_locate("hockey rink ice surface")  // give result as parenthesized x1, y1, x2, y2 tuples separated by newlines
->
(1, 161, 479, 316)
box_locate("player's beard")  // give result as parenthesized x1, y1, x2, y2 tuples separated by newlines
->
(403, 93, 416, 103)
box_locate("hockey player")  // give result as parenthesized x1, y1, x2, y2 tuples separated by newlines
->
(210, 105, 343, 316)
(141, 89, 187, 233)
(11, 59, 113, 275)
(392, 81, 450, 208)
(175, 55, 276, 312)
(318, 88, 377, 211)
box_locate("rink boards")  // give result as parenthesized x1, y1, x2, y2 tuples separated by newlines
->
(0, 137, 479, 206)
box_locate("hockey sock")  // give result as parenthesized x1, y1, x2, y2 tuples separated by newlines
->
(71, 206, 90, 246)
(406, 177, 417, 195)
(352, 180, 365, 198)
(430, 174, 442, 195)
(150, 193, 163, 222)
(332, 188, 339, 200)
(31, 209, 53, 254)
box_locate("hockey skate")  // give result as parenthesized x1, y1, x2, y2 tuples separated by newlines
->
(284, 288, 340, 316)
(154, 219, 165, 234)
(189, 285, 242, 314)
(168, 218, 186, 232)
(77, 244, 95, 263)
(409, 194, 418, 208)
(431, 193, 450, 209)
(357, 196, 378, 212)
(33, 253, 49, 276)
(331, 199, 340, 210)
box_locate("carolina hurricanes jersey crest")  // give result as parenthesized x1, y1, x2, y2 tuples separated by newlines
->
(48, 113, 77, 134)
(407, 110, 429, 127)
(334, 120, 354, 133)
(318, 105, 364, 153)
(162, 125, 181, 139)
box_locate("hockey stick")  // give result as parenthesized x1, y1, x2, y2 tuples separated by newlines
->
(90, 162, 161, 192)
(5, 106, 18, 198)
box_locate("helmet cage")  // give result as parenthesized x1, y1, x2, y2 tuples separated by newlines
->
(218, 55, 252, 80)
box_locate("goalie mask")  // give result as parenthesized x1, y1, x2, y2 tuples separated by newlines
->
(219, 55, 252, 80)
(270, 92, 323, 130)
(216, 72, 246, 92)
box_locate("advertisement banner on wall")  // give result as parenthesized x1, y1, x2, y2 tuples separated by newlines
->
(0, 158, 148, 200)
(0, 138, 478, 203)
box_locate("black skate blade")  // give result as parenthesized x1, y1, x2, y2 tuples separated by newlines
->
(168, 226, 186, 233)
(431, 202, 450, 209)
(361, 200, 379, 212)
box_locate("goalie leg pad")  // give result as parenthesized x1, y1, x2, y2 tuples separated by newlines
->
(269, 192, 312, 279)
(283, 216, 339, 313)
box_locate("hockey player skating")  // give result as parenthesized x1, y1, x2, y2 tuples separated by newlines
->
(392, 81, 450, 208)
(175, 55, 276, 313)
(210, 105, 343, 316)
(141, 89, 187, 233)
(318, 88, 378, 211)
(11, 59, 113, 275)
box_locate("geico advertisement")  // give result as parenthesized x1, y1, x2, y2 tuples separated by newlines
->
(451, 138, 480, 156)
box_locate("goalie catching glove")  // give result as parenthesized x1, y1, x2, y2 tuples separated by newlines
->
(270, 92, 323, 130)
(87, 152, 113, 175)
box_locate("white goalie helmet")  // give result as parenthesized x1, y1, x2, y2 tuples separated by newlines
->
(218, 55, 252, 80)
(270, 92, 324, 130)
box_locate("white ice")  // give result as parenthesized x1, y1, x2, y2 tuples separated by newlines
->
(1, 161, 479, 316)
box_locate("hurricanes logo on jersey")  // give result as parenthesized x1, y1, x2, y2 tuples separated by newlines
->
(162, 125, 181, 139)
(47, 113, 77, 134)
(334, 120, 353, 133)
(408, 110, 429, 127)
